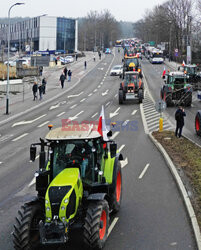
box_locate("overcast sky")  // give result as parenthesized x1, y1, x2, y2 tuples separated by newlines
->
(1, 0, 166, 22)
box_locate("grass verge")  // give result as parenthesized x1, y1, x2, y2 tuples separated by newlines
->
(152, 130, 201, 229)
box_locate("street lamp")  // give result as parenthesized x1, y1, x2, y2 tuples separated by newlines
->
(6, 2, 25, 115)
(168, 20, 172, 62)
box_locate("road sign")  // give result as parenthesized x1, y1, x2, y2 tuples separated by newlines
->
(155, 100, 166, 113)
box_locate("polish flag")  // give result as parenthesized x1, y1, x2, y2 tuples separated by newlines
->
(97, 105, 109, 141)
(162, 67, 166, 77)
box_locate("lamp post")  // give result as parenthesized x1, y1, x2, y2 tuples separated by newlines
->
(168, 20, 172, 62)
(6, 2, 25, 115)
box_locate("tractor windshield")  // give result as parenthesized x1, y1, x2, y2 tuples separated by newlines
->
(52, 140, 95, 180)
(125, 58, 139, 67)
(186, 67, 196, 74)
(125, 74, 138, 85)
(171, 76, 186, 84)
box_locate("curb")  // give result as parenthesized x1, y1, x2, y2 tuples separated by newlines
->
(0, 53, 106, 127)
(148, 132, 201, 250)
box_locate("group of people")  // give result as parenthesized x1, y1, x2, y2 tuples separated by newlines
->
(60, 67, 72, 88)
(32, 78, 47, 101)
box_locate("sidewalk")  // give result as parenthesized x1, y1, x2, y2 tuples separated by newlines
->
(0, 51, 104, 125)
(164, 59, 181, 71)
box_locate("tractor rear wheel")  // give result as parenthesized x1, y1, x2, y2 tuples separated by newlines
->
(164, 91, 172, 107)
(195, 111, 201, 136)
(119, 90, 124, 104)
(110, 162, 122, 213)
(138, 89, 143, 103)
(83, 200, 109, 249)
(13, 201, 44, 250)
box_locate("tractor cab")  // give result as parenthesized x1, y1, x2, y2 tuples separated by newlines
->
(123, 56, 142, 78)
(178, 64, 201, 89)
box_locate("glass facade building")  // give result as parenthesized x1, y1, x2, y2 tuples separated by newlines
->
(0, 16, 78, 52)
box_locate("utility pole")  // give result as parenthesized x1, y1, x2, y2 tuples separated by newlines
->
(168, 20, 172, 62)
(187, 15, 192, 64)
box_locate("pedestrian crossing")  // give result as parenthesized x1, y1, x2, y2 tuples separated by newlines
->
(142, 91, 173, 133)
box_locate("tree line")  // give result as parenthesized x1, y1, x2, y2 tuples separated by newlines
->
(134, 0, 201, 63)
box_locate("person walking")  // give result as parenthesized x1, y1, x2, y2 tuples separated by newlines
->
(67, 69, 72, 82)
(38, 83, 43, 100)
(39, 66, 43, 76)
(99, 52, 101, 60)
(93, 55, 96, 62)
(63, 67, 68, 78)
(32, 82, 38, 101)
(175, 106, 186, 138)
(84, 61, 87, 70)
(59, 73, 65, 88)
(42, 77, 47, 94)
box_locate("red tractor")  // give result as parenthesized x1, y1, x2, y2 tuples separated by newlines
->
(119, 72, 144, 104)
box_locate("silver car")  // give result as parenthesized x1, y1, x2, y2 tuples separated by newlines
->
(110, 65, 123, 76)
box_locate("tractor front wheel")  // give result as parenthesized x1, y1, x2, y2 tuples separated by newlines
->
(195, 111, 201, 136)
(13, 201, 44, 250)
(83, 200, 109, 249)
(110, 162, 122, 213)
(138, 89, 143, 103)
(119, 90, 124, 104)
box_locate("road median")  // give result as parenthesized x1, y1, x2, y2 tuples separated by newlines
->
(149, 130, 201, 249)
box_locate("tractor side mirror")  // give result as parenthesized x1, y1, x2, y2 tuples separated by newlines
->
(110, 143, 117, 158)
(30, 145, 36, 162)
(119, 154, 123, 161)
(107, 130, 112, 137)
(39, 151, 46, 169)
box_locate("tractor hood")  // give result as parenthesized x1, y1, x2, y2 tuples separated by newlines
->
(50, 168, 80, 187)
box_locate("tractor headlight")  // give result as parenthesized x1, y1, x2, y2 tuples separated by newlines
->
(64, 199, 68, 204)
(62, 217, 65, 221)
(47, 217, 51, 221)
(61, 206, 65, 210)
(46, 207, 50, 211)
(45, 200, 49, 204)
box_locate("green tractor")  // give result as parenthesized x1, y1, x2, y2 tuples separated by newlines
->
(13, 124, 123, 249)
(161, 71, 193, 107)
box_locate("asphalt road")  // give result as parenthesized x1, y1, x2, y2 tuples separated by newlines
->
(0, 48, 197, 249)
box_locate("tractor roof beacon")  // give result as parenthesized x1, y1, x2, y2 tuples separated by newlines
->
(161, 71, 193, 107)
(13, 124, 123, 250)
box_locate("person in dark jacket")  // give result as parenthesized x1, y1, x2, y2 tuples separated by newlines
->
(84, 61, 87, 70)
(175, 106, 186, 138)
(38, 83, 43, 100)
(42, 77, 47, 94)
(59, 73, 65, 88)
(67, 70, 72, 82)
(32, 82, 38, 101)
(63, 67, 67, 78)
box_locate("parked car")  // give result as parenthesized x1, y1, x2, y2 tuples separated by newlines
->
(59, 56, 74, 64)
(4, 60, 17, 67)
(110, 65, 123, 76)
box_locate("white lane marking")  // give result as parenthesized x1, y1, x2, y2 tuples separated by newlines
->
(0, 134, 14, 142)
(38, 121, 50, 128)
(122, 120, 129, 126)
(12, 133, 29, 142)
(98, 85, 101, 88)
(0, 162, 2, 165)
(88, 93, 93, 97)
(78, 71, 85, 76)
(67, 91, 84, 98)
(93, 89, 97, 93)
(106, 101, 110, 107)
(131, 110, 137, 116)
(12, 114, 47, 127)
(148, 123, 159, 131)
(80, 98, 86, 102)
(121, 157, 128, 168)
(140, 103, 149, 134)
(139, 163, 150, 179)
(107, 217, 119, 237)
(57, 112, 66, 117)
(111, 131, 120, 140)
(110, 107, 120, 118)
(70, 104, 77, 109)
(102, 89, 109, 96)
(115, 94, 118, 98)
(28, 177, 36, 187)
(91, 112, 98, 118)
(69, 111, 84, 121)
(147, 117, 161, 125)
(144, 110, 158, 116)
(100, 81, 104, 85)
(119, 144, 125, 152)
(49, 103, 61, 110)
(98, 68, 104, 70)
(145, 113, 160, 119)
